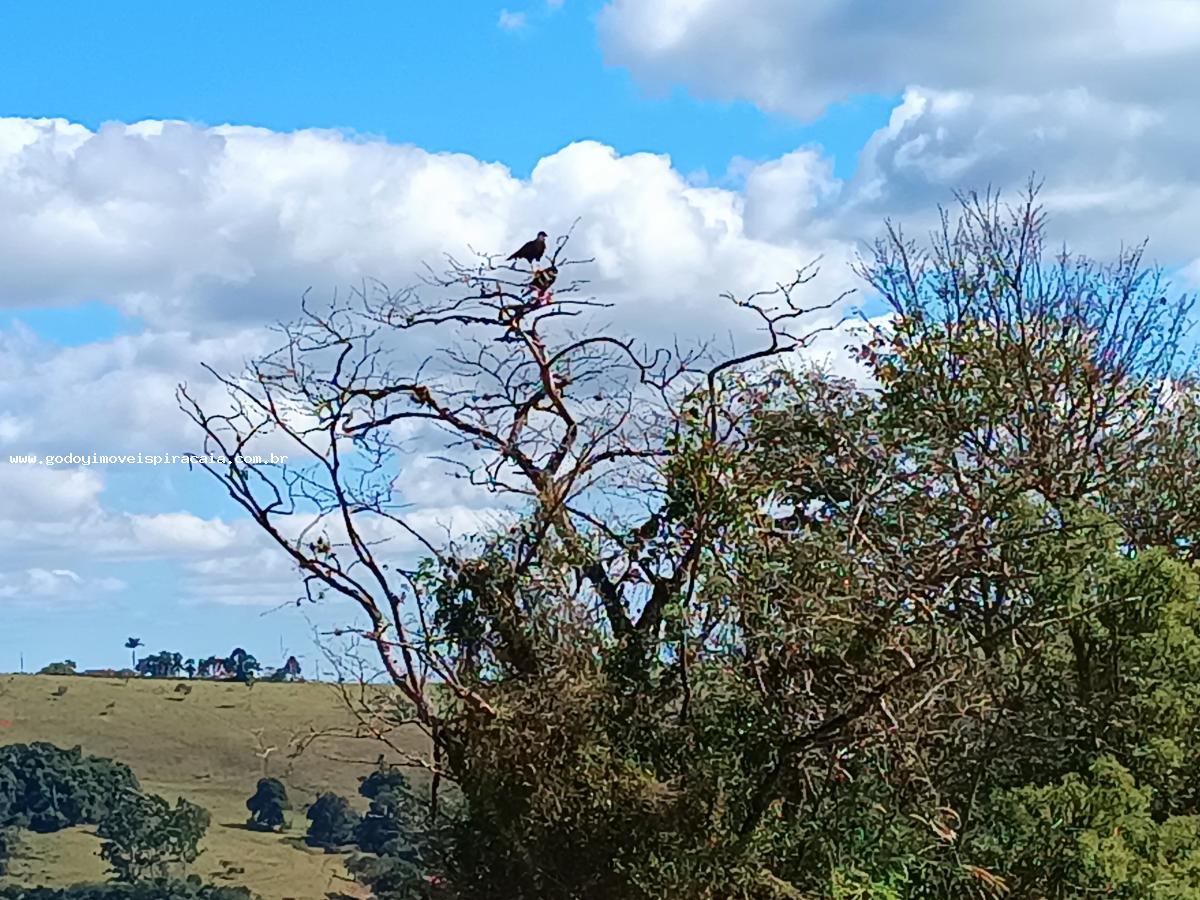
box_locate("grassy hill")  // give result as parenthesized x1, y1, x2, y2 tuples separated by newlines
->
(0, 673, 428, 899)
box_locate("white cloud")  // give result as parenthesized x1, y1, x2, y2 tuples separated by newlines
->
(498, 9, 528, 30)
(0, 566, 125, 601)
(121, 512, 238, 556)
(5, 92, 1195, 612)
(596, 0, 1200, 121)
(0, 323, 273, 455)
(176, 502, 511, 606)
(0, 118, 851, 339)
(831, 86, 1200, 267)
(596, 0, 1200, 274)
(0, 461, 106, 520)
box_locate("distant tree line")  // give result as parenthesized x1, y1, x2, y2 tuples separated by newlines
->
(33, 647, 302, 684)
(134, 647, 303, 683)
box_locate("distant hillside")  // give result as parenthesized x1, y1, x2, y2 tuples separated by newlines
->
(0, 674, 427, 899)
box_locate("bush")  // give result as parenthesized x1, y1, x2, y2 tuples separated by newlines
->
(0, 876, 255, 900)
(304, 792, 361, 849)
(356, 766, 417, 856)
(244, 777, 289, 832)
(0, 827, 13, 876)
(0, 743, 140, 832)
(97, 793, 210, 882)
(346, 853, 443, 899)
(37, 661, 76, 676)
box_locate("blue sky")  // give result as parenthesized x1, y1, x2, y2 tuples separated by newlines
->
(0, 0, 894, 184)
(0, 1, 899, 674)
(0, 0, 1197, 676)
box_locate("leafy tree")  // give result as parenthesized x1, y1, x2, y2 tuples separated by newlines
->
(267, 656, 302, 682)
(185, 186, 1200, 898)
(123, 638, 142, 669)
(135, 651, 185, 678)
(37, 660, 75, 676)
(0, 742, 140, 832)
(0, 826, 12, 876)
(0, 877, 254, 900)
(244, 777, 290, 832)
(976, 756, 1200, 898)
(0, 764, 16, 827)
(304, 792, 361, 849)
(356, 766, 416, 855)
(231, 649, 259, 683)
(346, 853, 442, 900)
(97, 793, 210, 882)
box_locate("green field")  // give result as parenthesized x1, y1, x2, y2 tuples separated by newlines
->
(0, 674, 428, 899)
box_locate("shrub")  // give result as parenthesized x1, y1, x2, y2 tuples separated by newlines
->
(304, 792, 361, 849)
(97, 793, 210, 882)
(244, 778, 290, 832)
(37, 661, 76, 676)
(0, 743, 139, 832)
(0, 827, 13, 876)
(355, 766, 417, 856)
(0, 876, 254, 899)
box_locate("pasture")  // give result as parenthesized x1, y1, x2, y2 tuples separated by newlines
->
(0, 674, 426, 899)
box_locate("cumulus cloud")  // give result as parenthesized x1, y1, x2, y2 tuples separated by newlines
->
(597, 0, 1200, 276)
(0, 460, 105, 520)
(0, 118, 852, 337)
(7, 88, 1192, 613)
(176, 501, 512, 606)
(0, 446, 241, 567)
(596, 0, 1200, 121)
(0, 321, 273, 455)
(832, 87, 1200, 269)
(0, 566, 125, 602)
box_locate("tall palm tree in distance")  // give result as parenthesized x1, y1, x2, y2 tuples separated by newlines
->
(124, 637, 142, 669)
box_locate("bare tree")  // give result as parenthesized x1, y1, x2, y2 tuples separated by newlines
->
(178, 187, 1197, 897)
(177, 226, 847, 779)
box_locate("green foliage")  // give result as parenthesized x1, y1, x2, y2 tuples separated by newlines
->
(356, 766, 416, 855)
(0, 876, 254, 900)
(266, 656, 302, 682)
(97, 792, 210, 882)
(0, 827, 13, 876)
(200, 186, 1200, 898)
(304, 792, 361, 849)
(244, 777, 290, 832)
(0, 742, 140, 833)
(37, 661, 76, 676)
(977, 756, 1200, 898)
(346, 853, 443, 899)
(134, 651, 183, 678)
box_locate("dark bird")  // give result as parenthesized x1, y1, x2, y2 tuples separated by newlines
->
(507, 231, 548, 265)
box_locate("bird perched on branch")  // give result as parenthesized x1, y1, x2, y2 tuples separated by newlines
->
(508, 231, 548, 265)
